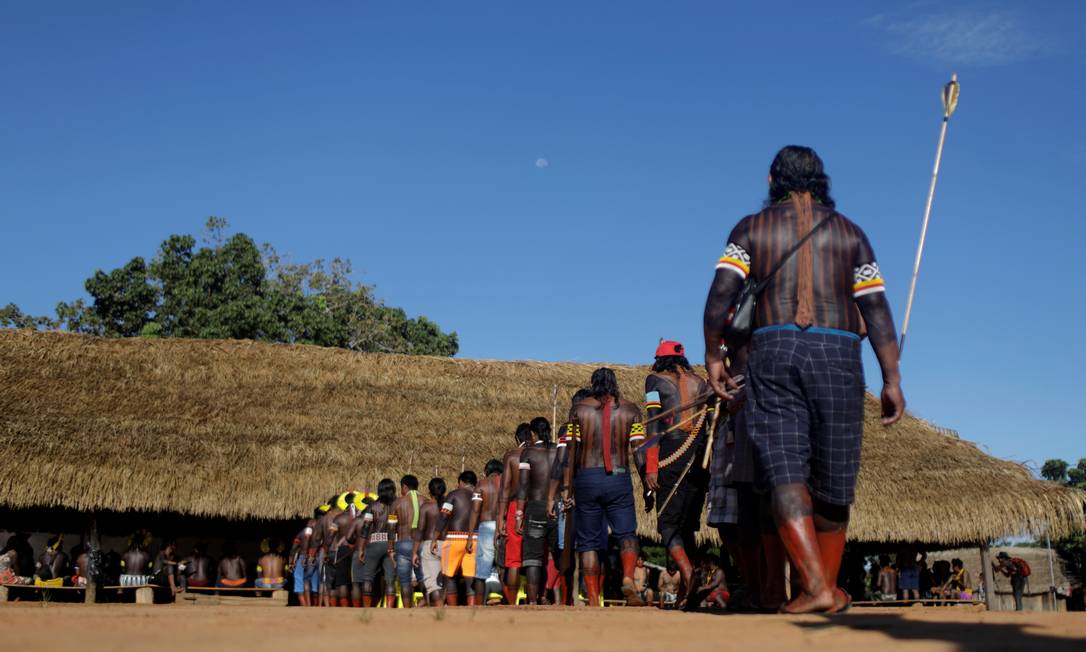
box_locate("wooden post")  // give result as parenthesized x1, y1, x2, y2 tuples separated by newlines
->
(0, 585, 8, 602)
(85, 516, 99, 604)
(980, 543, 997, 611)
(135, 586, 154, 605)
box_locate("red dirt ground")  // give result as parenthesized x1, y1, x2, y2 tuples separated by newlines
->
(2, 604, 1085, 651)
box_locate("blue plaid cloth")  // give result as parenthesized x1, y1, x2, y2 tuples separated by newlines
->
(744, 327, 865, 506)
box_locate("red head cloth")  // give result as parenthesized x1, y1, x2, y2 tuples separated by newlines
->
(655, 340, 685, 359)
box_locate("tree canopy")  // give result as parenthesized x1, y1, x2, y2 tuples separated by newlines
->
(2, 218, 458, 356)
(1041, 457, 1086, 587)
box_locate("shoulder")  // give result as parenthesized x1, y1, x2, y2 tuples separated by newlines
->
(618, 399, 641, 415)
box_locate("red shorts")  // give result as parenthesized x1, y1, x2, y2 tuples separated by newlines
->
(545, 555, 559, 590)
(504, 502, 523, 569)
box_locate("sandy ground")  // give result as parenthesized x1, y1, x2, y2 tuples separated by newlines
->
(2, 604, 1085, 652)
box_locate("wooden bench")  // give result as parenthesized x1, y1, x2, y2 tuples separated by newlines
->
(852, 598, 982, 608)
(103, 584, 159, 605)
(180, 585, 288, 607)
(1, 583, 161, 605)
(1, 583, 85, 603)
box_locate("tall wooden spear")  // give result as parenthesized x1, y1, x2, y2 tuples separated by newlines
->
(899, 73, 960, 356)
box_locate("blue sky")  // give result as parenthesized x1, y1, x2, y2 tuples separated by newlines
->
(2, 1, 1084, 469)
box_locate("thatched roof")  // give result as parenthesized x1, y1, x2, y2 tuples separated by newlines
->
(1, 330, 1083, 546)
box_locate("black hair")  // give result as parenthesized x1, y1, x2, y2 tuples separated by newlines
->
(458, 470, 478, 486)
(572, 388, 592, 404)
(951, 558, 964, 569)
(428, 477, 446, 501)
(878, 554, 890, 566)
(652, 355, 692, 373)
(223, 542, 238, 557)
(515, 422, 533, 445)
(484, 458, 503, 476)
(313, 507, 324, 519)
(530, 416, 552, 444)
(377, 478, 396, 505)
(767, 145, 835, 208)
(590, 367, 620, 404)
(400, 474, 419, 491)
(327, 495, 340, 507)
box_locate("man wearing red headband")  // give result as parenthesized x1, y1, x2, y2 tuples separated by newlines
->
(634, 340, 711, 604)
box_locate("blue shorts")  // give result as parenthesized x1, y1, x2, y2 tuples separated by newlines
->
(294, 554, 320, 593)
(556, 510, 566, 550)
(573, 468, 637, 553)
(745, 328, 865, 506)
(474, 520, 497, 579)
(394, 540, 422, 589)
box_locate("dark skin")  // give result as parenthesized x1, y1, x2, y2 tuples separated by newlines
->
(515, 442, 557, 604)
(257, 552, 284, 581)
(430, 481, 480, 604)
(157, 544, 181, 595)
(38, 547, 68, 580)
(308, 506, 342, 604)
(288, 519, 316, 573)
(471, 471, 502, 602)
(411, 493, 442, 606)
(498, 440, 531, 598)
(181, 549, 213, 588)
(570, 395, 643, 581)
(703, 185, 905, 613)
(121, 547, 151, 578)
(391, 485, 421, 607)
(354, 501, 395, 604)
(218, 553, 246, 582)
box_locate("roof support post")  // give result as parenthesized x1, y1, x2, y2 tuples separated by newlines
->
(980, 543, 997, 611)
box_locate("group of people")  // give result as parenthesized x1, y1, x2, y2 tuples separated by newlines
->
(5, 146, 907, 616)
(0, 531, 290, 598)
(293, 145, 908, 618)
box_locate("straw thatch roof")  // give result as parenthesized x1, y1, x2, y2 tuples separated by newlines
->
(1, 329, 1083, 546)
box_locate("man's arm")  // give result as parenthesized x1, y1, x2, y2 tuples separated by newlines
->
(386, 511, 399, 558)
(851, 231, 904, 425)
(467, 491, 482, 553)
(497, 456, 515, 535)
(412, 508, 430, 565)
(515, 450, 531, 534)
(430, 498, 454, 554)
(704, 219, 753, 400)
(635, 376, 661, 495)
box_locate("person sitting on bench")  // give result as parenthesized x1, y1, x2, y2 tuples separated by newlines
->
(34, 535, 69, 587)
(180, 543, 214, 589)
(255, 538, 285, 590)
(216, 543, 248, 588)
(120, 530, 154, 586)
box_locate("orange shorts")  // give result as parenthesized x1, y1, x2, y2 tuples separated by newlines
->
(441, 533, 477, 578)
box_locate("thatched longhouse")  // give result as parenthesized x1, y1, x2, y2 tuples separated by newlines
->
(1, 329, 1083, 547)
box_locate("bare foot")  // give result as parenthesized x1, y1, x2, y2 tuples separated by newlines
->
(779, 589, 835, 614)
(621, 579, 645, 607)
(826, 588, 852, 614)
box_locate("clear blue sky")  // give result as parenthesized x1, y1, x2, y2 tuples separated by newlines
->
(2, 1, 1084, 469)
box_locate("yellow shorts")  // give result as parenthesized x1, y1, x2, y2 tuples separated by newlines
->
(441, 533, 477, 578)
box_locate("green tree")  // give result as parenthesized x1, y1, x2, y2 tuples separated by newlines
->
(1042, 459, 1070, 483)
(3, 217, 458, 357)
(1043, 457, 1086, 588)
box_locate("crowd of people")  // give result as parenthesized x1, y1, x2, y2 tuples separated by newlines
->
(3, 146, 907, 615)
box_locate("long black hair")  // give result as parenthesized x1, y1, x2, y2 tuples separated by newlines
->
(377, 478, 396, 505)
(767, 145, 835, 208)
(590, 367, 620, 404)
(652, 355, 692, 374)
(529, 416, 552, 444)
(428, 477, 446, 502)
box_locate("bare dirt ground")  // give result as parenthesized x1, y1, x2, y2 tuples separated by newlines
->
(2, 604, 1085, 652)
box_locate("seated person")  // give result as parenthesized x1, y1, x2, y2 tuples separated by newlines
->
(180, 543, 214, 588)
(632, 552, 654, 607)
(216, 543, 247, 588)
(71, 544, 88, 587)
(941, 558, 973, 601)
(690, 555, 729, 610)
(35, 535, 69, 586)
(0, 549, 27, 585)
(255, 538, 286, 590)
(120, 531, 154, 586)
(658, 559, 681, 608)
(152, 540, 181, 596)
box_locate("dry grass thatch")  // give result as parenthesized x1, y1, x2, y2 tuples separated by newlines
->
(1, 330, 1083, 545)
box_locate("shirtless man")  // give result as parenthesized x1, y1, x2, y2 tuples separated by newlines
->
(217, 542, 247, 588)
(120, 531, 153, 586)
(497, 423, 533, 604)
(289, 509, 321, 605)
(180, 542, 214, 589)
(413, 477, 446, 606)
(152, 540, 181, 597)
(567, 367, 646, 606)
(256, 539, 286, 590)
(36, 535, 69, 582)
(515, 418, 558, 604)
(548, 390, 592, 606)
(430, 470, 481, 606)
(352, 480, 397, 608)
(658, 559, 682, 608)
(391, 475, 423, 608)
(328, 492, 361, 607)
(471, 459, 503, 603)
(633, 553, 653, 606)
(308, 495, 343, 606)
(71, 544, 88, 587)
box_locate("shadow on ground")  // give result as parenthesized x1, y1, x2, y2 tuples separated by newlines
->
(793, 612, 1085, 651)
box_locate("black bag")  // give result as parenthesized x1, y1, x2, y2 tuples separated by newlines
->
(721, 215, 833, 347)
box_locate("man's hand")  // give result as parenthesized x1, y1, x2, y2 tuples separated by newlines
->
(705, 357, 740, 400)
(498, 520, 507, 537)
(644, 472, 659, 493)
(880, 382, 905, 426)
(429, 540, 438, 556)
(358, 549, 366, 563)
(465, 538, 474, 554)
(412, 551, 419, 568)
(515, 515, 524, 536)
(562, 496, 575, 512)
(643, 490, 655, 513)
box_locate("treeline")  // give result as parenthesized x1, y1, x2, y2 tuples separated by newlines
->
(1041, 458, 1086, 586)
(1, 218, 458, 356)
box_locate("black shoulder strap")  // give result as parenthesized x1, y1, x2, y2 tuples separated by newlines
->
(753, 213, 834, 295)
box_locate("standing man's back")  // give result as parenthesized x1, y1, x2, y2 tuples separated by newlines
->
(703, 145, 905, 614)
